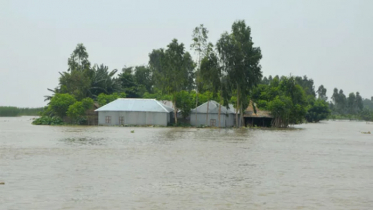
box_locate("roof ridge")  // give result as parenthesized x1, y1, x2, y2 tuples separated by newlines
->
(155, 100, 170, 112)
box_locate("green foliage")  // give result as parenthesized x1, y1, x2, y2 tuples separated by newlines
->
(331, 88, 365, 118)
(0, 107, 42, 117)
(359, 109, 373, 121)
(267, 96, 292, 127)
(88, 64, 121, 98)
(148, 39, 196, 124)
(97, 92, 126, 106)
(118, 67, 141, 98)
(0, 107, 20, 116)
(67, 98, 94, 124)
(134, 66, 153, 94)
(317, 85, 328, 101)
(143, 89, 173, 101)
(216, 20, 263, 127)
(45, 44, 121, 102)
(294, 76, 316, 97)
(305, 99, 331, 122)
(49, 93, 76, 118)
(175, 91, 194, 119)
(363, 98, 373, 111)
(32, 116, 64, 125)
(252, 76, 309, 127)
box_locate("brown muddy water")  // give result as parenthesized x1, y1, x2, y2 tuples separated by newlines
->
(1, 116, 373, 210)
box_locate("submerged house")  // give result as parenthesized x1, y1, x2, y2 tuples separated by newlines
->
(190, 100, 237, 127)
(95, 98, 174, 126)
(243, 102, 273, 127)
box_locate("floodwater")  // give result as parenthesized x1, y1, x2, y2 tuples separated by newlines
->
(1, 117, 373, 210)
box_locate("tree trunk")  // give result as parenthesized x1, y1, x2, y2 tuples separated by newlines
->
(218, 104, 221, 128)
(206, 100, 210, 126)
(240, 101, 244, 127)
(173, 99, 178, 125)
(236, 85, 239, 128)
(195, 91, 198, 126)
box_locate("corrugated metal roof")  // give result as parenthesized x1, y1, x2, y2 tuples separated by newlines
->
(95, 98, 174, 113)
(191, 100, 236, 114)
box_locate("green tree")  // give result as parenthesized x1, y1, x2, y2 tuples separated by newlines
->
(88, 64, 121, 98)
(295, 76, 316, 98)
(268, 96, 292, 127)
(305, 99, 331, 122)
(46, 44, 120, 101)
(150, 39, 195, 124)
(118, 67, 140, 98)
(134, 65, 153, 94)
(331, 88, 347, 115)
(191, 24, 209, 125)
(217, 20, 263, 127)
(355, 92, 363, 112)
(67, 98, 94, 123)
(347, 92, 357, 114)
(97, 92, 126, 106)
(175, 91, 194, 119)
(149, 49, 166, 92)
(67, 43, 91, 72)
(49, 93, 76, 118)
(200, 45, 222, 125)
(317, 85, 328, 101)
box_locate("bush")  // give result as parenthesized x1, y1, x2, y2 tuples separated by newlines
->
(32, 116, 64, 125)
(49, 93, 76, 117)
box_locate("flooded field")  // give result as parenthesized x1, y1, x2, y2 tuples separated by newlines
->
(1, 116, 373, 209)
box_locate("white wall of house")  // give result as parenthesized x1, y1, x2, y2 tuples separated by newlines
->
(190, 113, 236, 127)
(98, 111, 170, 126)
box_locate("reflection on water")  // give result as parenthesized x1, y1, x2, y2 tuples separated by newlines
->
(60, 137, 105, 146)
(0, 116, 373, 210)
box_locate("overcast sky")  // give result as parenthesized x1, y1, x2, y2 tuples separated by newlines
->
(1, 0, 372, 107)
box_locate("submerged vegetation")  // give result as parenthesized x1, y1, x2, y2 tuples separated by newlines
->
(32, 20, 372, 127)
(32, 116, 64, 125)
(0, 107, 43, 117)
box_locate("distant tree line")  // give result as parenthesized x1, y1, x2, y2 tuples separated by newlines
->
(35, 20, 372, 126)
(0, 107, 43, 117)
(329, 88, 373, 121)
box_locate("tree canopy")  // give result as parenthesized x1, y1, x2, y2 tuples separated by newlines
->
(35, 20, 372, 126)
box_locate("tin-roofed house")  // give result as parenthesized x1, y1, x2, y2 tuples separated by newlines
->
(95, 98, 174, 126)
(190, 100, 237, 127)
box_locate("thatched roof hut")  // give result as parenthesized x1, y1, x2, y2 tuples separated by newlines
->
(243, 101, 273, 127)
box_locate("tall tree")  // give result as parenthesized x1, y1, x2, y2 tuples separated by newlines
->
(150, 39, 195, 124)
(200, 44, 222, 126)
(47, 44, 119, 101)
(134, 65, 153, 94)
(347, 92, 356, 114)
(355, 92, 363, 112)
(191, 24, 209, 125)
(149, 49, 166, 92)
(317, 85, 328, 101)
(118, 67, 140, 98)
(295, 76, 316, 98)
(67, 43, 91, 72)
(216, 20, 263, 127)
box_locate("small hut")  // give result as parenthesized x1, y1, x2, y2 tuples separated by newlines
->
(190, 100, 237, 127)
(243, 102, 273, 127)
